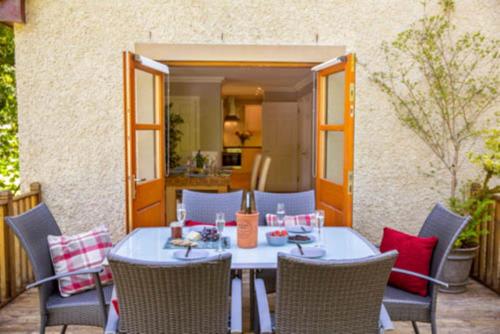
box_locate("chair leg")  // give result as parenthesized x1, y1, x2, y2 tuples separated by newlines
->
(39, 315, 47, 334)
(411, 321, 420, 334)
(430, 319, 437, 334)
(60, 325, 68, 334)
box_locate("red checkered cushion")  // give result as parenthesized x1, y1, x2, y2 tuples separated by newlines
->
(47, 225, 113, 297)
(266, 213, 316, 227)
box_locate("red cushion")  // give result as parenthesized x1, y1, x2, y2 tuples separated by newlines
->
(185, 220, 237, 227)
(380, 227, 438, 296)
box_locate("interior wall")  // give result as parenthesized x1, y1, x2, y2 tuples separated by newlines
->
(169, 82, 222, 153)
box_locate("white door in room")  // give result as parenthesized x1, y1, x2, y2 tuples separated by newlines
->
(298, 92, 313, 190)
(170, 96, 200, 163)
(262, 102, 299, 192)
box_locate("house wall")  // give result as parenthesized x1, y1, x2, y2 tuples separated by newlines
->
(14, 0, 500, 241)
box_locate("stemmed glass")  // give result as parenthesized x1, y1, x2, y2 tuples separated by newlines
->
(276, 203, 286, 228)
(215, 212, 225, 252)
(315, 210, 325, 247)
(176, 202, 186, 226)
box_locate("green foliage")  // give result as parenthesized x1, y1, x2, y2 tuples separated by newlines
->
(449, 129, 500, 248)
(167, 103, 184, 168)
(0, 24, 19, 193)
(370, 0, 500, 198)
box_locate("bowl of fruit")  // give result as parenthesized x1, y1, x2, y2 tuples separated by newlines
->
(266, 230, 288, 246)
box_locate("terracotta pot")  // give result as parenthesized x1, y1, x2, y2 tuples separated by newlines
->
(236, 211, 259, 248)
(440, 246, 479, 294)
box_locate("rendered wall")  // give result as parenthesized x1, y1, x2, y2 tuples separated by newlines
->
(14, 0, 499, 241)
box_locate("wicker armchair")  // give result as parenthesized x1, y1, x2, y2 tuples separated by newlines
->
(254, 190, 315, 226)
(254, 251, 398, 334)
(383, 203, 470, 334)
(254, 190, 316, 294)
(5, 203, 111, 334)
(182, 190, 243, 222)
(105, 252, 242, 334)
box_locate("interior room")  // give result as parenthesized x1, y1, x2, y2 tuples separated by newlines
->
(168, 66, 314, 192)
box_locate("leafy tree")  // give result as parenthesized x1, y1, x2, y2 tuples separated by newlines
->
(370, 0, 499, 198)
(0, 24, 19, 193)
(449, 128, 499, 248)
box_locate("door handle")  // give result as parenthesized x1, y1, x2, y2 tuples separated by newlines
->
(135, 177, 147, 182)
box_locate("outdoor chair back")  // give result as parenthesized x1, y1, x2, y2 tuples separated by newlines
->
(182, 190, 243, 222)
(418, 203, 470, 287)
(254, 190, 315, 225)
(108, 252, 232, 334)
(5, 203, 61, 310)
(273, 251, 398, 333)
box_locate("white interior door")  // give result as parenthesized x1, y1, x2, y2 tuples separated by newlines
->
(298, 92, 313, 190)
(262, 102, 299, 192)
(170, 96, 200, 163)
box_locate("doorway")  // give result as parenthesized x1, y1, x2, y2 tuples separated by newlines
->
(123, 51, 355, 229)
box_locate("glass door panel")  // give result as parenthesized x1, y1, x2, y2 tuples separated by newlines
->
(135, 69, 158, 124)
(324, 131, 344, 184)
(135, 130, 159, 182)
(325, 71, 345, 125)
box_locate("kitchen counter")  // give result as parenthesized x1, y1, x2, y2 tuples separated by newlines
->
(165, 174, 231, 223)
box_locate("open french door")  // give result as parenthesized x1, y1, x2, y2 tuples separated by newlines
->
(312, 54, 355, 227)
(123, 51, 168, 232)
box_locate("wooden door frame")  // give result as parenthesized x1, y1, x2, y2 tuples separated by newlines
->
(314, 54, 355, 227)
(123, 52, 167, 233)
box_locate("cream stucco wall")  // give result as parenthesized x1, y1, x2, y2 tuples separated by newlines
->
(14, 0, 499, 241)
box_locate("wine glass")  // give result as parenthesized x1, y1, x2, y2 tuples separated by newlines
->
(276, 203, 286, 227)
(215, 212, 225, 252)
(176, 202, 186, 226)
(315, 210, 325, 247)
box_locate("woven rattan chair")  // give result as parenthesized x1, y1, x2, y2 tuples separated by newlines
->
(182, 190, 243, 222)
(254, 190, 316, 293)
(254, 251, 398, 334)
(5, 203, 111, 334)
(254, 190, 315, 226)
(383, 203, 470, 334)
(105, 252, 242, 334)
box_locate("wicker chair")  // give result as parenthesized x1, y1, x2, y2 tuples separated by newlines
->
(182, 190, 243, 222)
(254, 251, 399, 334)
(383, 203, 471, 334)
(254, 190, 316, 293)
(5, 203, 111, 334)
(254, 190, 315, 226)
(105, 252, 242, 334)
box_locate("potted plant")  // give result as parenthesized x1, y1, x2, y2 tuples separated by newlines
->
(443, 129, 499, 293)
(235, 130, 252, 146)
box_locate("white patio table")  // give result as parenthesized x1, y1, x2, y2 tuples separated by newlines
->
(111, 226, 379, 267)
(109, 226, 393, 331)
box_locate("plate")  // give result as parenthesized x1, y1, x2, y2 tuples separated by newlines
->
(290, 247, 325, 259)
(173, 249, 209, 261)
(286, 225, 313, 234)
(287, 235, 316, 244)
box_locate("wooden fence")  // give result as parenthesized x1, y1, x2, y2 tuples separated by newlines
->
(472, 196, 500, 294)
(0, 183, 41, 307)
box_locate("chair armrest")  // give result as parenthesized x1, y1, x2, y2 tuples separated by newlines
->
(230, 277, 243, 333)
(255, 278, 273, 334)
(379, 304, 394, 331)
(105, 288, 119, 334)
(392, 268, 449, 288)
(26, 267, 104, 289)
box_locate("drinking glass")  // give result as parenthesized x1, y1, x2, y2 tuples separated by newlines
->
(176, 202, 186, 226)
(215, 212, 225, 252)
(315, 210, 325, 247)
(276, 203, 286, 227)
